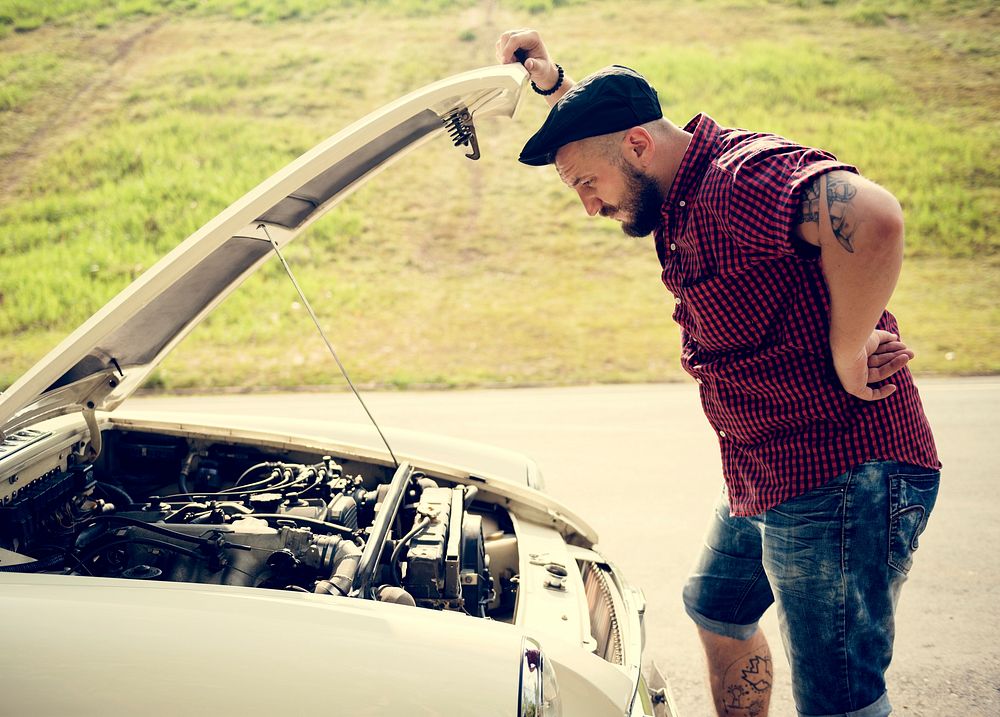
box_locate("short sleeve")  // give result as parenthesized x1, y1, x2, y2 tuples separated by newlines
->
(723, 139, 858, 257)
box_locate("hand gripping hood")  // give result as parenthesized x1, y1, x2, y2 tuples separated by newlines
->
(0, 65, 528, 438)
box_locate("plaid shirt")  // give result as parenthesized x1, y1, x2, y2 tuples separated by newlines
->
(656, 114, 939, 516)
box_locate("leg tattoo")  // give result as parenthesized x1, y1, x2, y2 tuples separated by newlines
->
(722, 652, 773, 716)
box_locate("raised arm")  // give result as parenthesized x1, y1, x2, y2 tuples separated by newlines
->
(495, 29, 574, 106)
(794, 170, 913, 401)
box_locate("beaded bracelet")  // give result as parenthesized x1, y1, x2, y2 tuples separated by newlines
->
(531, 64, 564, 96)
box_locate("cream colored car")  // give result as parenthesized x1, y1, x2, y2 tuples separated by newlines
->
(0, 64, 678, 717)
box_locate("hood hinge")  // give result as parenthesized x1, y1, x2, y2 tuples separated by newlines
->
(82, 406, 102, 461)
(79, 372, 121, 461)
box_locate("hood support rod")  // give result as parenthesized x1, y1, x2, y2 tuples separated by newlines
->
(257, 223, 399, 469)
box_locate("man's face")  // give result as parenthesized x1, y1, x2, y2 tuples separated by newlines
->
(554, 139, 664, 238)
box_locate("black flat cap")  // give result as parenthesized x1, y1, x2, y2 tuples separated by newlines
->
(519, 65, 662, 166)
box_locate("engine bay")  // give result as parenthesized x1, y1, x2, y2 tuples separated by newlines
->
(0, 427, 521, 620)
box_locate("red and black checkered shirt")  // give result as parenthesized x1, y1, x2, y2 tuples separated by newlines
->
(656, 114, 939, 516)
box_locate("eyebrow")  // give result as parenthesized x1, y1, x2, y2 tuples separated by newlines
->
(554, 167, 573, 186)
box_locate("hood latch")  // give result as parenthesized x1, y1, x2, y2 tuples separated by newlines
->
(444, 107, 480, 161)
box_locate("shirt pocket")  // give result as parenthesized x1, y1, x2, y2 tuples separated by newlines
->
(681, 259, 798, 353)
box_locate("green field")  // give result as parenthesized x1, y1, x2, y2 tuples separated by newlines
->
(1, 0, 997, 391)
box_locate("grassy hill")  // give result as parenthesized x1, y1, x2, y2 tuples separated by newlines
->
(1, 0, 997, 391)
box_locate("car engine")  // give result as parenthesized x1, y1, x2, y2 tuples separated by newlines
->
(0, 429, 519, 619)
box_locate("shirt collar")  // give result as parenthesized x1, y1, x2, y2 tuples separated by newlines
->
(662, 113, 722, 213)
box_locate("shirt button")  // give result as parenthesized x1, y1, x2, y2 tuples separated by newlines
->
(674, 297, 681, 305)
(719, 430, 727, 438)
(669, 243, 677, 251)
(696, 378, 703, 385)
(678, 200, 686, 207)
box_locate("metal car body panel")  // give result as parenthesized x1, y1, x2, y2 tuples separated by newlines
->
(0, 572, 522, 716)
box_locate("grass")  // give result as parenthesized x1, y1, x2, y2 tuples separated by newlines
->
(0, 0, 997, 391)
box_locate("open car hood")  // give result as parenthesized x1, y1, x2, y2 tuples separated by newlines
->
(0, 65, 528, 438)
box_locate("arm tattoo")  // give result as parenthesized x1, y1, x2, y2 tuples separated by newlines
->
(826, 174, 859, 253)
(796, 180, 821, 226)
(796, 173, 860, 253)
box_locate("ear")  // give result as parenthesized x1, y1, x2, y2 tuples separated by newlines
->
(621, 127, 655, 168)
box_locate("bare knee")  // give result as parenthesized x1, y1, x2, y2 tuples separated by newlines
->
(698, 625, 767, 661)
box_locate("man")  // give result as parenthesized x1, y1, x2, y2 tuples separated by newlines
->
(497, 29, 940, 717)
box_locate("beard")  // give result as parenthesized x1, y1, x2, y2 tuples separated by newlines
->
(614, 164, 665, 238)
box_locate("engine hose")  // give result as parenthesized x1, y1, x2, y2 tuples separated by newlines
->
(94, 481, 134, 508)
(79, 515, 222, 545)
(416, 476, 438, 491)
(376, 585, 417, 607)
(239, 513, 355, 536)
(0, 555, 65, 573)
(463, 485, 478, 508)
(177, 450, 199, 495)
(390, 517, 432, 568)
(314, 539, 362, 596)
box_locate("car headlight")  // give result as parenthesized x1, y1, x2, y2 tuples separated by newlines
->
(519, 637, 562, 717)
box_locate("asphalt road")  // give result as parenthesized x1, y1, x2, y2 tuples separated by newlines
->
(132, 377, 999, 716)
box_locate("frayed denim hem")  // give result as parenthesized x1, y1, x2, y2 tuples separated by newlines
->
(682, 601, 760, 641)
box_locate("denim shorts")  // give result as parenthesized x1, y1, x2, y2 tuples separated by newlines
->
(682, 461, 940, 717)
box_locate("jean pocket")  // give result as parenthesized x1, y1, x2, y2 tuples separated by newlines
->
(888, 467, 940, 575)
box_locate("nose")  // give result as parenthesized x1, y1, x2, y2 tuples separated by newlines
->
(576, 188, 602, 217)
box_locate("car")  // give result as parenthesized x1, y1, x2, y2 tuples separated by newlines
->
(0, 64, 679, 717)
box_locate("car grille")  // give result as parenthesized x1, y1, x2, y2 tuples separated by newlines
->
(579, 560, 624, 665)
